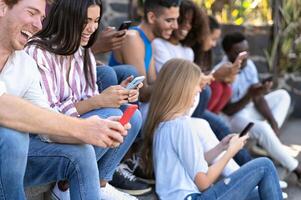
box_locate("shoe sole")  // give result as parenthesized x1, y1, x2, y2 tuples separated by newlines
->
(118, 187, 152, 196)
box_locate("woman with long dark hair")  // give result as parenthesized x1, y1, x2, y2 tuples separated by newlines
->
(26, 0, 142, 199)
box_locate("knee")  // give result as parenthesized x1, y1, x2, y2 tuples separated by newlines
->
(255, 157, 276, 171)
(67, 144, 97, 169)
(97, 66, 118, 87)
(222, 84, 232, 97)
(120, 65, 139, 77)
(0, 127, 29, 157)
(277, 89, 291, 105)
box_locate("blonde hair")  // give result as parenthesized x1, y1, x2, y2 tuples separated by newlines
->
(141, 58, 201, 177)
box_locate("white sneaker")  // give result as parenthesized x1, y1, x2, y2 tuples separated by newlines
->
(282, 192, 288, 199)
(100, 183, 138, 200)
(50, 182, 70, 200)
(279, 180, 288, 189)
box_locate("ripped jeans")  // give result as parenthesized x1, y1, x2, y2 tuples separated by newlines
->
(185, 158, 282, 200)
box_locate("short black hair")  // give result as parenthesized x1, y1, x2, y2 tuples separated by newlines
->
(222, 32, 246, 52)
(144, 0, 181, 21)
(209, 16, 220, 32)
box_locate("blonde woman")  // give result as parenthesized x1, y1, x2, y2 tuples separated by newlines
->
(141, 58, 282, 200)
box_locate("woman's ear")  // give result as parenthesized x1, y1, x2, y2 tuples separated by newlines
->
(0, 0, 8, 17)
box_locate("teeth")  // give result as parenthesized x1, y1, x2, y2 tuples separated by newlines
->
(21, 30, 33, 38)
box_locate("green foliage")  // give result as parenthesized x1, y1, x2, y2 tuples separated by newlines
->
(278, 0, 301, 73)
(193, 0, 272, 25)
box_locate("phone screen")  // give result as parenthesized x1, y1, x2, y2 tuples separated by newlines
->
(239, 122, 254, 137)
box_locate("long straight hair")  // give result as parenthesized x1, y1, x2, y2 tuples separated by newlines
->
(141, 58, 202, 177)
(27, 0, 102, 89)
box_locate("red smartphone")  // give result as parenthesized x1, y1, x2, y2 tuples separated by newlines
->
(239, 122, 254, 137)
(119, 104, 138, 126)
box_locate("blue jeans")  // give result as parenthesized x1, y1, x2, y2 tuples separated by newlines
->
(96, 65, 138, 91)
(0, 127, 29, 199)
(192, 85, 211, 117)
(25, 136, 101, 200)
(80, 105, 142, 180)
(185, 158, 282, 200)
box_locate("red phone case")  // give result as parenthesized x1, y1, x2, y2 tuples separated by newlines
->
(119, 104, 138, 125)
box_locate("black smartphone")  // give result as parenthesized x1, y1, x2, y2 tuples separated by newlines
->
(118, 20, 132, 31)
(239, 122, 254, 137)
(261, 76, 273, 83)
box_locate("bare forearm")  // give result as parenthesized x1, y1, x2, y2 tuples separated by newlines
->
(205, 143, 224, 163)
(223, 93, 252, 115)
(0, 94, 80, 138)
(75, 96, 101, 115)
(254, 96, 276, 125)
(195, 152, 232, 191)
(139, 84, 152, 102)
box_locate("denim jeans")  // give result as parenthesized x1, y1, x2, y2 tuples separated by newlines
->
(80, 105, 142, 181)
(192, 85, 211, 117)
(185, 158, 282, 200)
(25, 136, 101, 200)
(96, 65, 138, 91)
(0, 127, 29, 199)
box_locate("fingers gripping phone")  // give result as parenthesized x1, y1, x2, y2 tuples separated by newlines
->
(126, 76, 145, 90)
(239, 122, 254, 137)
(118, 20, 132, 31)
(119, 104, 138, 126)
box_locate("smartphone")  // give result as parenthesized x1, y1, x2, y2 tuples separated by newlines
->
(261, 76, 273, 83)
(239, 122, 254, 137)
(118, 20, 132, 31)
(126, 76, 145, 90)
(119, 104, 138, 126)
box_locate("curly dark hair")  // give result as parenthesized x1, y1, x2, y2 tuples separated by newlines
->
(180, 0, 210, 47)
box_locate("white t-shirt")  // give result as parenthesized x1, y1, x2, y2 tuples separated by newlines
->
(153, 116, 208, 200)
(0, 81, 6, 96)
(152, 38, 194, 73)
(0, 50, 49, 109)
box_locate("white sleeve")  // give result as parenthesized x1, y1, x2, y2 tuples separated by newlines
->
(152, 39, 173, 73)
(171, 121, 209, 180)
(0, 81, 7, 96)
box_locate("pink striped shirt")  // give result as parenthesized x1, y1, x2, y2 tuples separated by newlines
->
(26, 45, 98, 117)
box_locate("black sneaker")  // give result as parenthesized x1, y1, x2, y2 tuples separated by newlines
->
(124, 155, 156, 185)
(109, 164, 152, 196)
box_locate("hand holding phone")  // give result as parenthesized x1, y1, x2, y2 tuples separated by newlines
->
(118, 20, 132, 31)
(233, 51, 248, 69)
(126, 76, 145, 90)
(239, 122, 254, 137)
(119, 104, 138, 126)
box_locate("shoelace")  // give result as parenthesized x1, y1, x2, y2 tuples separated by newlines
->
(117, 164, 137, 182)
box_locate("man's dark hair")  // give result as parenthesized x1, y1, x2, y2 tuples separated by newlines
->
(209, 15, 220, 32)
(144, 0, 181, 21)
(28, 0, 103, 89)
(4, 0, 53, 8)
(222, 32, 246, 53)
